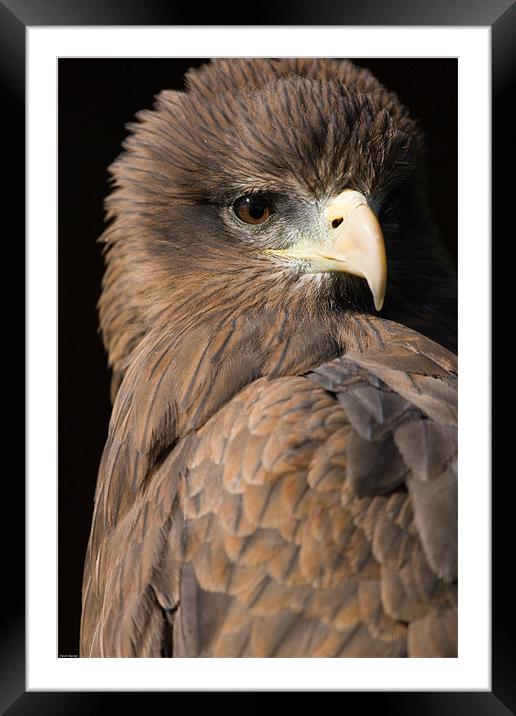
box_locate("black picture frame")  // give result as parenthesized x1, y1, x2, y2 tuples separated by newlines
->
(6, 0, 510, 711)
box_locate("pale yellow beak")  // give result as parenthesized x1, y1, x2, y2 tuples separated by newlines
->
(266, 190, 387, 311)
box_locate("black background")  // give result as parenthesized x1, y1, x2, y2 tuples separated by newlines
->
(58, 58, 457, 656)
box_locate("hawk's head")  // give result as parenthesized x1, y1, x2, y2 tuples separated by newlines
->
(99, 59, 456, 380)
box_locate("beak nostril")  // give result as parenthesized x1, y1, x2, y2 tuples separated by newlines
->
(332, 217, 343, 229)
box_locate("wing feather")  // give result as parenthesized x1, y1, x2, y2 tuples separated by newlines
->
(81, 320, 457, 657)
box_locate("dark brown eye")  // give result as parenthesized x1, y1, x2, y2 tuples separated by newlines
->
(233, 195, 271, 225)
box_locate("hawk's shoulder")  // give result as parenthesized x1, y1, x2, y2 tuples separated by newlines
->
(81, 321, 458, 658)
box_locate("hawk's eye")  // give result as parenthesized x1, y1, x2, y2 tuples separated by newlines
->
(233, 195, 271, 225)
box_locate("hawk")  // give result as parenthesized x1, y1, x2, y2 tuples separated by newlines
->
(80, 59, 458, 658)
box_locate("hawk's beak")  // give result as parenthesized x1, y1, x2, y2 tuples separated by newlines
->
(267, 190, 387, 311)
(322, 190, 387, 311)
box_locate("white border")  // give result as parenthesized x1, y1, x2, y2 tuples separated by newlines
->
(27, 27, 490, 690)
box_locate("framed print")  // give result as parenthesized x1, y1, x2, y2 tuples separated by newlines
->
(4, 0, 511, 710)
